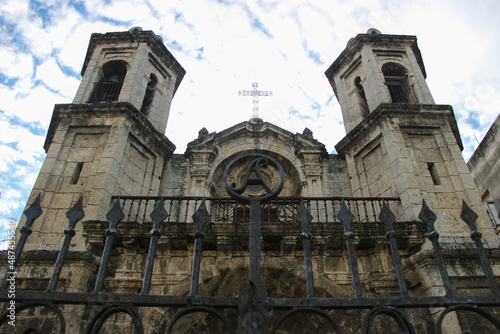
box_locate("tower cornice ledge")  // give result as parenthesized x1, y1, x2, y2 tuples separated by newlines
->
(44, 102, 176, 156)
(334, 104, 463, 157)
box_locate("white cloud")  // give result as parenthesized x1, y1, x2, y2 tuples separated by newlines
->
(0, 189, 23, 216)
(0, 48, 34, 79)
(35, 58, 80, 98)
(0, 80, 71, 127)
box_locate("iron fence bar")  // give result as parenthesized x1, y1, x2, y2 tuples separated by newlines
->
(190, 200, 210, 296)
(362, 199, 369, 223)
(379, 202, 408, 297)
(249, 199, 267, 300)
(460, 200, 500, 295)
(94, 199, 125, 294)
(338, 200, 362, 298)
(2, 290, 499, 309)
(323, 200, 329, 223)
(141, 199, 168, 295)
(267, 202, 271, 224)
(1, 193, 42, 290)
(418, 200, 454, 296)
(331, 199, 338, 223)
(355, 201, 362, 222)
(370, 200, 377, 222)
(47, 197, 85, 292)
(167, 199, 174, 223)
(126, 198, 133, 222)
(296, 200, 315, 298)
(141, 199, 148, 223)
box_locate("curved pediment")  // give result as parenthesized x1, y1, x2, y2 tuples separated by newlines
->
(185, 118, 328, 157)
(182, 118, 331, 198)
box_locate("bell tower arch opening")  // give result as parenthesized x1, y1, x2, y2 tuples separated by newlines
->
(140, 73, 158, 114)
(88, 60, 128, 103)
(382, 62, 417, 104)
(354, 76, 369, 118)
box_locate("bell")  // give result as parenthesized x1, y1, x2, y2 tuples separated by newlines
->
(108, 74, 122, 82)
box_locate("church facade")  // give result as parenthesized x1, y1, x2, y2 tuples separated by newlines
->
(1, 27, 499, 333)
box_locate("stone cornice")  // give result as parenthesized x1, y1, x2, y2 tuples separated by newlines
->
(334, 104, 463, 157)
(44, 102, 176, 157)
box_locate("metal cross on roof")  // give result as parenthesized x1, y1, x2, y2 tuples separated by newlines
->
(238, 82, 272, 119)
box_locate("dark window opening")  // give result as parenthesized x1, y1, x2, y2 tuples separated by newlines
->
(354, 76, 369, 118)
(382, 63, 418, 104)
(140, 73, 158, 114)
(70, 162, 84, 185)
(427, 163, 440, 185)
(88, 60, 128, 103)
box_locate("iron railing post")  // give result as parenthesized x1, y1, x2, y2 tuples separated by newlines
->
(460, 200, 500, 295)
(339, 200, 363, 298)
(296, 200, 315, 298)
(379, 201, 408, 297)
(94, 199, 125, 294)
(47, 197, 85, 292)
(190, 200, 210, 296)
(1, 193, 43, 290)
(418, 200, 454, 296)
(141, 198, 169, 295)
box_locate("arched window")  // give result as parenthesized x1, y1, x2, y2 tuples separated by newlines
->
(88, 60, 127, 102)
(354, 76, 369, 118)
(140, 73, 158, 113)
(382, 63, 417, 104)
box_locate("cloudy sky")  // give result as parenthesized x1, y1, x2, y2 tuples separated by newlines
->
(1, 0, 499, 243)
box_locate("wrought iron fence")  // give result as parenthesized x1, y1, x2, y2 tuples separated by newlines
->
(0, 194, 499, 333)
(115, 196, 401, 225)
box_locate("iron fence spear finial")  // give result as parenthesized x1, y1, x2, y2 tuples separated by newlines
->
(460, 200, 500, 295)
(47, 196, 85, 292)
(418, 199, 454, 296)
(338, 200, 363, 298)
(379, 201, 408, 297)
(94, 199, 125, 293)
(296, 200, 315, 298)
(190, 199, 211, 296)
(1, 193, 43, 290)
(141, 198, 169, 295)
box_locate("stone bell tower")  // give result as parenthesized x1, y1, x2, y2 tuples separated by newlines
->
(22, 28, 185, 251)
(325, 29, 494, 242)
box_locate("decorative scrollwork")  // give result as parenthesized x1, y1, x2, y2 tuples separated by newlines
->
(167, 306, 235, 334)
(0, 301, 65, 334)
(84, 304, 143, 334)
(436, 305, 500, 334)
(223, 154, 285, 203)
(362, 306, 415, 334)
(271, 307, 343, 334)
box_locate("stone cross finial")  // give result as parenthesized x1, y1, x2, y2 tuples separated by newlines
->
(238, 82, 272, 119)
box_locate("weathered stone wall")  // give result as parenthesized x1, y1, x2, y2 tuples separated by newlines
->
(335, 104, 496, 248)
(20, 103, 174, 252)
(468, 114, 500, 201)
